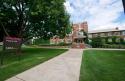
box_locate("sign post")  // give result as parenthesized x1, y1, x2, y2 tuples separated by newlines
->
(0, 37, 22, 65)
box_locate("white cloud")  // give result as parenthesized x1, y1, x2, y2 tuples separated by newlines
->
(99, 0, 114, 6)
(64, 1, 74, 14)
(65, 0, 125, 30)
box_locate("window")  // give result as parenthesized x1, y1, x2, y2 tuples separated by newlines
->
(88, 34, 92, 38)
(108, 32, 112, 36)
(124, 38, 125, 41)
(114, 32, 120, 36)
(93, 34, 98, 37)
(100, 33, 105, 37)
(122, 31, 125, 35)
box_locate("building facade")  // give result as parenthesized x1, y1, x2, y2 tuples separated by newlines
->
(72, 22, 88, 48)
(89, 27, 125, 42)
(49, 21, 88, 48)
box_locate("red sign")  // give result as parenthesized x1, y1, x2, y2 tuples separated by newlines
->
(4, 37, 22, 48)
(5, 37, 21, 42)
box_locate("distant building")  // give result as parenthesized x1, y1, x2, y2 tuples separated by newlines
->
(89, 27, 125, 41)
(50, 35, 63, 45)
(72, 22, 88, 48)
(50, 34, 72, 45)
(72, 22, 88, 33)
(49, 21, 89, 49)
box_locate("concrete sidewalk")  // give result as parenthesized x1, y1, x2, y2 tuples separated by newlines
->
(6, 49, 83, 81)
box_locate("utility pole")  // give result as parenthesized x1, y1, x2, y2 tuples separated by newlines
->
(122, 0, 125, 13)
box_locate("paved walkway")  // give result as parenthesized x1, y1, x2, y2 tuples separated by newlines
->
(6, 49, 83, 81)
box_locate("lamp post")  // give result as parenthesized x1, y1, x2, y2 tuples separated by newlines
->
(122, 0, 125, 13)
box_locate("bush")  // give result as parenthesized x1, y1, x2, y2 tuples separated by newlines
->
(102, 44, 125, 49)
(39, 42, 72, 46)
(90, 36, 103, 48)
(90, 36, 125, 48)
(58, 42, 72, 46)
(34, 39, 50, 45)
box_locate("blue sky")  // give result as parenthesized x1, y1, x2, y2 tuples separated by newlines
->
(64, 0, 125, 31)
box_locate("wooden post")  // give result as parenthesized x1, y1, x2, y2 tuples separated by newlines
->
(3, 37, 6, 51)
(0, 52, 4, 65)
(1, 37, 22, 65)
(1, 37, 5, 65)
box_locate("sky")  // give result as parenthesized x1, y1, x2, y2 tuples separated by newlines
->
(64, 0, 125, 31)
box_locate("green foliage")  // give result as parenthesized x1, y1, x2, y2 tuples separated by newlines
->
(112, 36, 117, 44)
(91, 36, 103, 48)
(90, 36, 125, 48)
(33, 39, 50, 45)
(120, 38, 125, 44)
(58, 42, 71, 46)
(0, 0, 70, 40)
(80, 30, 89, 44)
(84, 31, 89, 44)
(102, 44, 125, 49)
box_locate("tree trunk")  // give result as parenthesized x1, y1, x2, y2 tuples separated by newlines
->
(0, 21, 9, 36)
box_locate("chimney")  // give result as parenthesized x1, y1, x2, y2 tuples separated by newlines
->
(116, 27, 119, 30)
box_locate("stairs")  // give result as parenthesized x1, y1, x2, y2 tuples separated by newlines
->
(71, 43, 85, 49)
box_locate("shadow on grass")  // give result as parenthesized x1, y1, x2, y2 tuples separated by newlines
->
(0, 47, 67, 81)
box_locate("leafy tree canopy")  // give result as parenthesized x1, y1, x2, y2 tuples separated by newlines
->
(0, 0, 71, 41)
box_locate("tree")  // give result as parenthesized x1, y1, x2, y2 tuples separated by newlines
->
(120, 38, 124, 44)
(91, 36, 103, 48)
(0, 0, 70, 41)
(0, 0, 36, 38)
(80, 30, 89, 44)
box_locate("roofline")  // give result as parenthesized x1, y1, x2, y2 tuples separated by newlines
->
(88, 29, 125, 34)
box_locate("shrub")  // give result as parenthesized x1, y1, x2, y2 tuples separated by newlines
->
(91, 36, 103, 48)
(34, 39, 50, 45)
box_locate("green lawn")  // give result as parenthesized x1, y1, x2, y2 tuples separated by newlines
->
(80, 50, 125, 81)
(0, 46, 2, 50)
(0, 47, 67, 81)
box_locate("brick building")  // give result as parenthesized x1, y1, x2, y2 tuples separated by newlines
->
(72, 22, 88, 33)
(72, 22, 88, 48)
(50, 21, 88, 49)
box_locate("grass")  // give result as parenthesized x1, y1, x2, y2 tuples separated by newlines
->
(80, 50, 125, 81)
(0, 47, 67, 81)
(0, 47, 1, 49)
